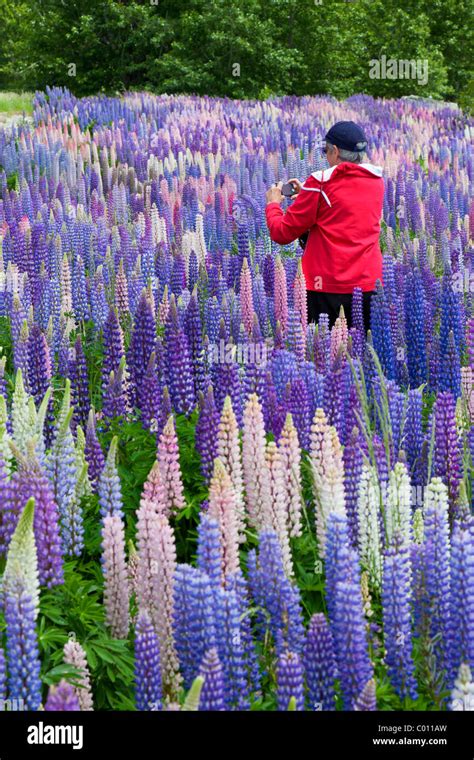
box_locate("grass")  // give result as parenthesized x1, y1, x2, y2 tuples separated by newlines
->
(0, 90, 33, 117)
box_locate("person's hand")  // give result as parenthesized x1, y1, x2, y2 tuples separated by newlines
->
(266, 182, 284, 205)
(287, 177, 303, 195)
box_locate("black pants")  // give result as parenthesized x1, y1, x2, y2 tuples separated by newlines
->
(306, 290, 374, 333)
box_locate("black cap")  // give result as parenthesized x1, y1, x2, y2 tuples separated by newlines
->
(324, 121, 368, 152)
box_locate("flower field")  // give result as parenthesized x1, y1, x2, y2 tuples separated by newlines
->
(0, 87, 473, 712)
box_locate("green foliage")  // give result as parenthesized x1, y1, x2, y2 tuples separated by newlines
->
(0, 0, 470, 104)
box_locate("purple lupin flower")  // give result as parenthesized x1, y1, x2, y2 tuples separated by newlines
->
(433, 392, 463, 521)
(0, 647, 5, 703)
(12, 454, 63, 588)
(45, 680, 81, 711)
(138, 352, 161, 429)
(102, 307, 125, 389)
(277, 651, 304, 711)
(128, 289, 156, 411)
(69, 335, 90, 432)
(195, 386, 220, 483)
(163, 296, 196, 416)
(303, 613, 337, 711)
(85, 408, 105, 489)
(343, 427, 364, 547)
(382, 534, 418, 700)
(135, 609, 162, 711)
(199, 648, 226, 711)
(0, 454, 16, 556)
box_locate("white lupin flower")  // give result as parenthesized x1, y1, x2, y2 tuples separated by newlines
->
(310, 408, 346, 557)
(357, 463, 383, 591)
(11, 369, 36, 454)
(386, 461, 412, 546)
(450, 663, 474, 711)
(2, 498, 39, 618)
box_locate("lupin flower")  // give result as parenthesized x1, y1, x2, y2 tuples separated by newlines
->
(98, 436, 123, 519)
(356, 463, 383, 592)
(101, 511, 129, 639)
(63, 639, 94, 710)
(239, 258, 254, 334)
(3, 498, 42, 710)
(163, 295, 195, 416)
(85, 408, 105, 488)
(309, 408, 346, 557)
(45, 680, 81, 711)
(173, 564, 217, 688)
(265, 441, 293, 577)
(69, 335, 89, 431)
(433, 391, 463, 521)
(450, 663, 474, 711)
(422, 477, 451, 680)
(354, 679, 376, 711)
(274, 256, 288, 333)
(11, 444, 63, 588)
(304, 613, 337, 711)
(332, 574, 374, 710)
(157, 415, 185, 515)
(207, 458, 240, 579)
(195, 386, 220, 483)
(277, 651, 304, 711)
(277, 413, 303, 538)
(198, 648, 226, 711)
(386, 461, 412, 546)
(382, 534, 418, 699)
(128, 289, 156, 410)
(448, 522, 474, 687)
(242, 393, 271, 531)
(217, 395, 245, 542)
(250, 529, 304, 655)
(135, 609, 162, 711)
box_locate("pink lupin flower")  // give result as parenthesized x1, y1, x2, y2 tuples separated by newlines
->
(274, 256, 288, 333)
(265, 441, 293, 577)
(242, 393, 271, 530)
(157, 416, 185, 515)
(136, 461, 167, 618)
(239, 258, 254, 335)
(293, 259, 307, 332)
(158, 285, 170, 327)
(208, 458, 240, 578)
(330, 307, 349, 367)
(63, 639, 94, 711)
(101, 513, 129, 639)
(217, 396, 245, 542)
(115, 259, 130, 317)
(309, 408, 346, 557)
(278, 413, 303, 538)
(152, 514, 181, 699)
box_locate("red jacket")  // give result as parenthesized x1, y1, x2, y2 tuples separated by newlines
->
(265, 162, 384, 293)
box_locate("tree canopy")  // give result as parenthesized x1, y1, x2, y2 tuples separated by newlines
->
(1, 0, 472, 108)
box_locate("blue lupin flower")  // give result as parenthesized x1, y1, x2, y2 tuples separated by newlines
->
(135, 610, 162, 711)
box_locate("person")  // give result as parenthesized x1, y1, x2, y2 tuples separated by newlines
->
(265, 121, 384, 332)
